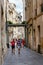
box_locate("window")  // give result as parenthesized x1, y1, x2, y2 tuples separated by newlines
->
(38, 25, 40, 43)
(35, 9, 37, 16)
(1, 6, 3, 16)
(33, 29, 35, 41)
(41, 4, 43, 12)
(25, 7, 27, 11)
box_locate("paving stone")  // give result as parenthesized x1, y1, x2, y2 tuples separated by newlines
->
(3, 47, 43, 65)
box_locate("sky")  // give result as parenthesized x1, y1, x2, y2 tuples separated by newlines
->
(9, 0, 23, 17)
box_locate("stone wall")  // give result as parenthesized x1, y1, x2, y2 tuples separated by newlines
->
(25, 0, 43, 54)
(0, 2, 2, 65)
(0, 0, 7, 65)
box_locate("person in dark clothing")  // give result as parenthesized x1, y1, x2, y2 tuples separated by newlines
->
(17, 39, 22, 54)
(22, 39, 25, 48)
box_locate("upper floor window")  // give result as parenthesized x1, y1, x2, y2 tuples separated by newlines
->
(35, 9, 37, 16)
(41, 3, 43, 12)
(25, 7, 27, 11)
(1, 6, 3, 16)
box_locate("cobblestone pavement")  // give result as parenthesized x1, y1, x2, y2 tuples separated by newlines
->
(3, 47, 43, 65)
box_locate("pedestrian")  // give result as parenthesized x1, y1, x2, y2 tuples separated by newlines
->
(17, 39, 22, 54)
(22, 39, 25, 48)
(11, 39, 15, 54)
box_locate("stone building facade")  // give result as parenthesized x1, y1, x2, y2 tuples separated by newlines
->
(0, 1, 2, 65)
(0, 0, 7, 65)
(23, 0, 43, 54)
(7, 1, 25, 42)
(7, 1, 22, 24)
(22, 0, 25, 21)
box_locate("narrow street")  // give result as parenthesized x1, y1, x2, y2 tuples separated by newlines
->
(0, 0, 43, 65)
(3, 47, 43, 65)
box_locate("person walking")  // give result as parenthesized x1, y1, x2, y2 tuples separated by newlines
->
(22, 39, 25, 48)
(11, 39, 15, 54)
(17, 39, 22, 54)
